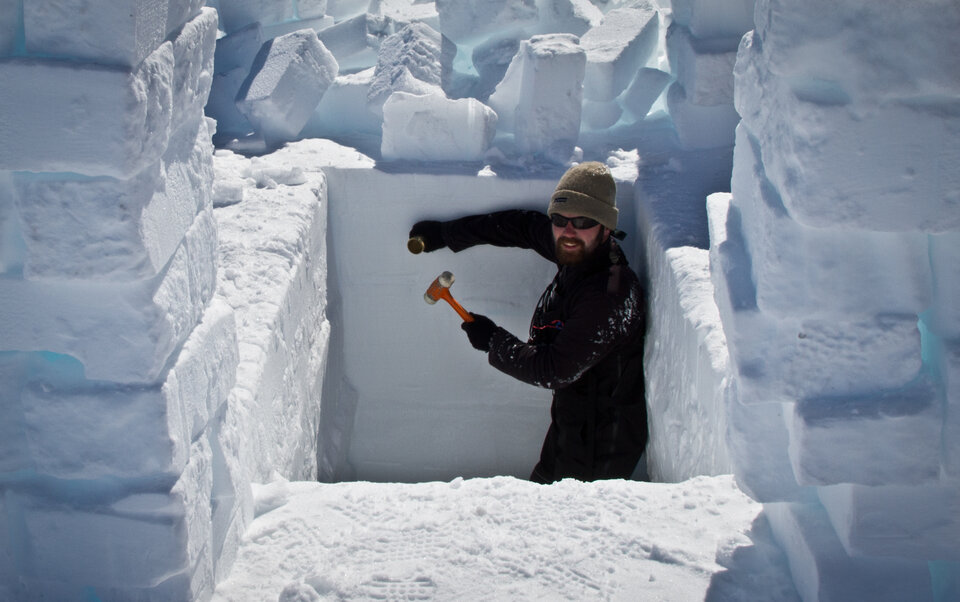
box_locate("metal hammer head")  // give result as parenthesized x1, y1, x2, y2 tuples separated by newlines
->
(424, 271, 455, 304)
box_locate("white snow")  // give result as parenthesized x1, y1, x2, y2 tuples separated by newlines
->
(2, 0, 959, 600)
(212, 474, 798, 601)
(235, 29, 339, 145)
(381, 92, 497, 161)
(366, 21, 444, 116)
(23, 0, 202, 67)
(0, 47, 176, 178)
(580, 2, 660, 102)
(435, 0, 538, 45)
(489, 33, 586, 158)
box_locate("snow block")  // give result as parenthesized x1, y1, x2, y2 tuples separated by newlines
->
(819, 481, 960, 561)
(788, 376, 943, 487)
(765, 501, 935, 602)
(299, 0, 330, 19)
(12, 439, 214, 599)
(435, 0, 538, 45)
(317, 13, 400, 73)
(535, 0, 604, 37)
(666, 24, 738, 106)
(304, 68, 381, 138)
(0, 208, 217, 383)
(24, 0, 170, 67)
(0, 46, 174, 178)
(381, 92, 497, 162)
(367, 22, 444, 115)
(753, 0, 960, 102)
(620, 67, 671, 121)
(214, 23, 264, 75)
(217, 0, 295, 34)
(643, 245, 733, 482)
(735, 30, 960, 233)
(488, 33, 586, 156)
(13, 300, 234, 482)
(726, 392, 808, 503)
(667, 82, 740, 149)
(706, 192, 922, 404)
(214, 143, 330, 483)
(929, 233, 960, 339)
(732, 124, 933, 318)
(670, 0, 754, 40)
(236, 30, 339, 146)
(370, 0, 440, 29)
(170, 8, 218, 122)
(580, 2, 660, 102)
(12, 117, 213, 281)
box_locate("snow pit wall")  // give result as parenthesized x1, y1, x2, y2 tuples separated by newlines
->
(322, 166, 561, 483)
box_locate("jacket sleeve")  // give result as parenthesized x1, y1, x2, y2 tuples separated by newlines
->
(441, 210, 555, 261)
(486, 280, 644, 390)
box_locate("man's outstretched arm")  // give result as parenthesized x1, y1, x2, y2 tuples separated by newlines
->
(409, 210, 555, 259)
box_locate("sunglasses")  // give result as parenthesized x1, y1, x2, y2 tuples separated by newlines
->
(550, 214, 600, 229)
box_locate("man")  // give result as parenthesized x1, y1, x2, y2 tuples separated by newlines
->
(409, 161, 648, 484)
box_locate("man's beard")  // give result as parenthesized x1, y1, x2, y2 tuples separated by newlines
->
(555, 233, 601, 266)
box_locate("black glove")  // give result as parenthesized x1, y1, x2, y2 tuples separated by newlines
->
(461, 313, 498, 352)
(408, 220, 446, 253)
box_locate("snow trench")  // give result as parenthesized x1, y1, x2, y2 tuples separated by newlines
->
(212, 139, 737, 487)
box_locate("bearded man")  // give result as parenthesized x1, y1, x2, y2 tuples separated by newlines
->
(409, 162, 648, 483)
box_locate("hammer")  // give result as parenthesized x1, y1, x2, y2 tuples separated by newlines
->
(424, 271, 475, 322)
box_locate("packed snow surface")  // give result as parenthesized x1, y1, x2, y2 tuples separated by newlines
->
(212, 474, 799, 601)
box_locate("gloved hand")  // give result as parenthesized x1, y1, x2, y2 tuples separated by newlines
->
(408, 220, 446, 253)
(461, 313, 498, 352)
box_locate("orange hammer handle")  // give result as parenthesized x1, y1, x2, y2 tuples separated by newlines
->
(438, 289, 474, 322)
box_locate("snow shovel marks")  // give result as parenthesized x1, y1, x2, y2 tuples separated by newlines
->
(212, 474, 798, 601)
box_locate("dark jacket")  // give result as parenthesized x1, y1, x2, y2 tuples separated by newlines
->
(441, 210, 648, 483)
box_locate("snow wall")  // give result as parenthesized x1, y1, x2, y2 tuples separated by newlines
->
(719, 1, 960, 598)
(1, 0, 958, 600)
(0, 2, 329, 600)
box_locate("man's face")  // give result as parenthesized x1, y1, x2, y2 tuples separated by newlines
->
(551, 212, 609, 266)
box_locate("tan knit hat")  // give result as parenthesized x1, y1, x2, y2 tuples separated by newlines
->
(547, 161, 618, 230)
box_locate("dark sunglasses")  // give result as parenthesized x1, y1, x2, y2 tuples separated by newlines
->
(550, 214, 600, 229)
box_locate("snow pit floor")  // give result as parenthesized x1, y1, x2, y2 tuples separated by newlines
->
(212, 474, 799, 601)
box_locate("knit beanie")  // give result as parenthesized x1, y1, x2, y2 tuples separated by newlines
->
(547, 161, 618, 231)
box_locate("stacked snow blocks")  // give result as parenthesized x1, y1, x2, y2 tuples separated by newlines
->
(665, 0, 754, 149)
(710, 0, 960, 597)
(0, 5, 241, 600)
(205, 1, 679, 163)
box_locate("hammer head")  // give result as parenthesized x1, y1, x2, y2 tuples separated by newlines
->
(424, 271, 455, 304)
